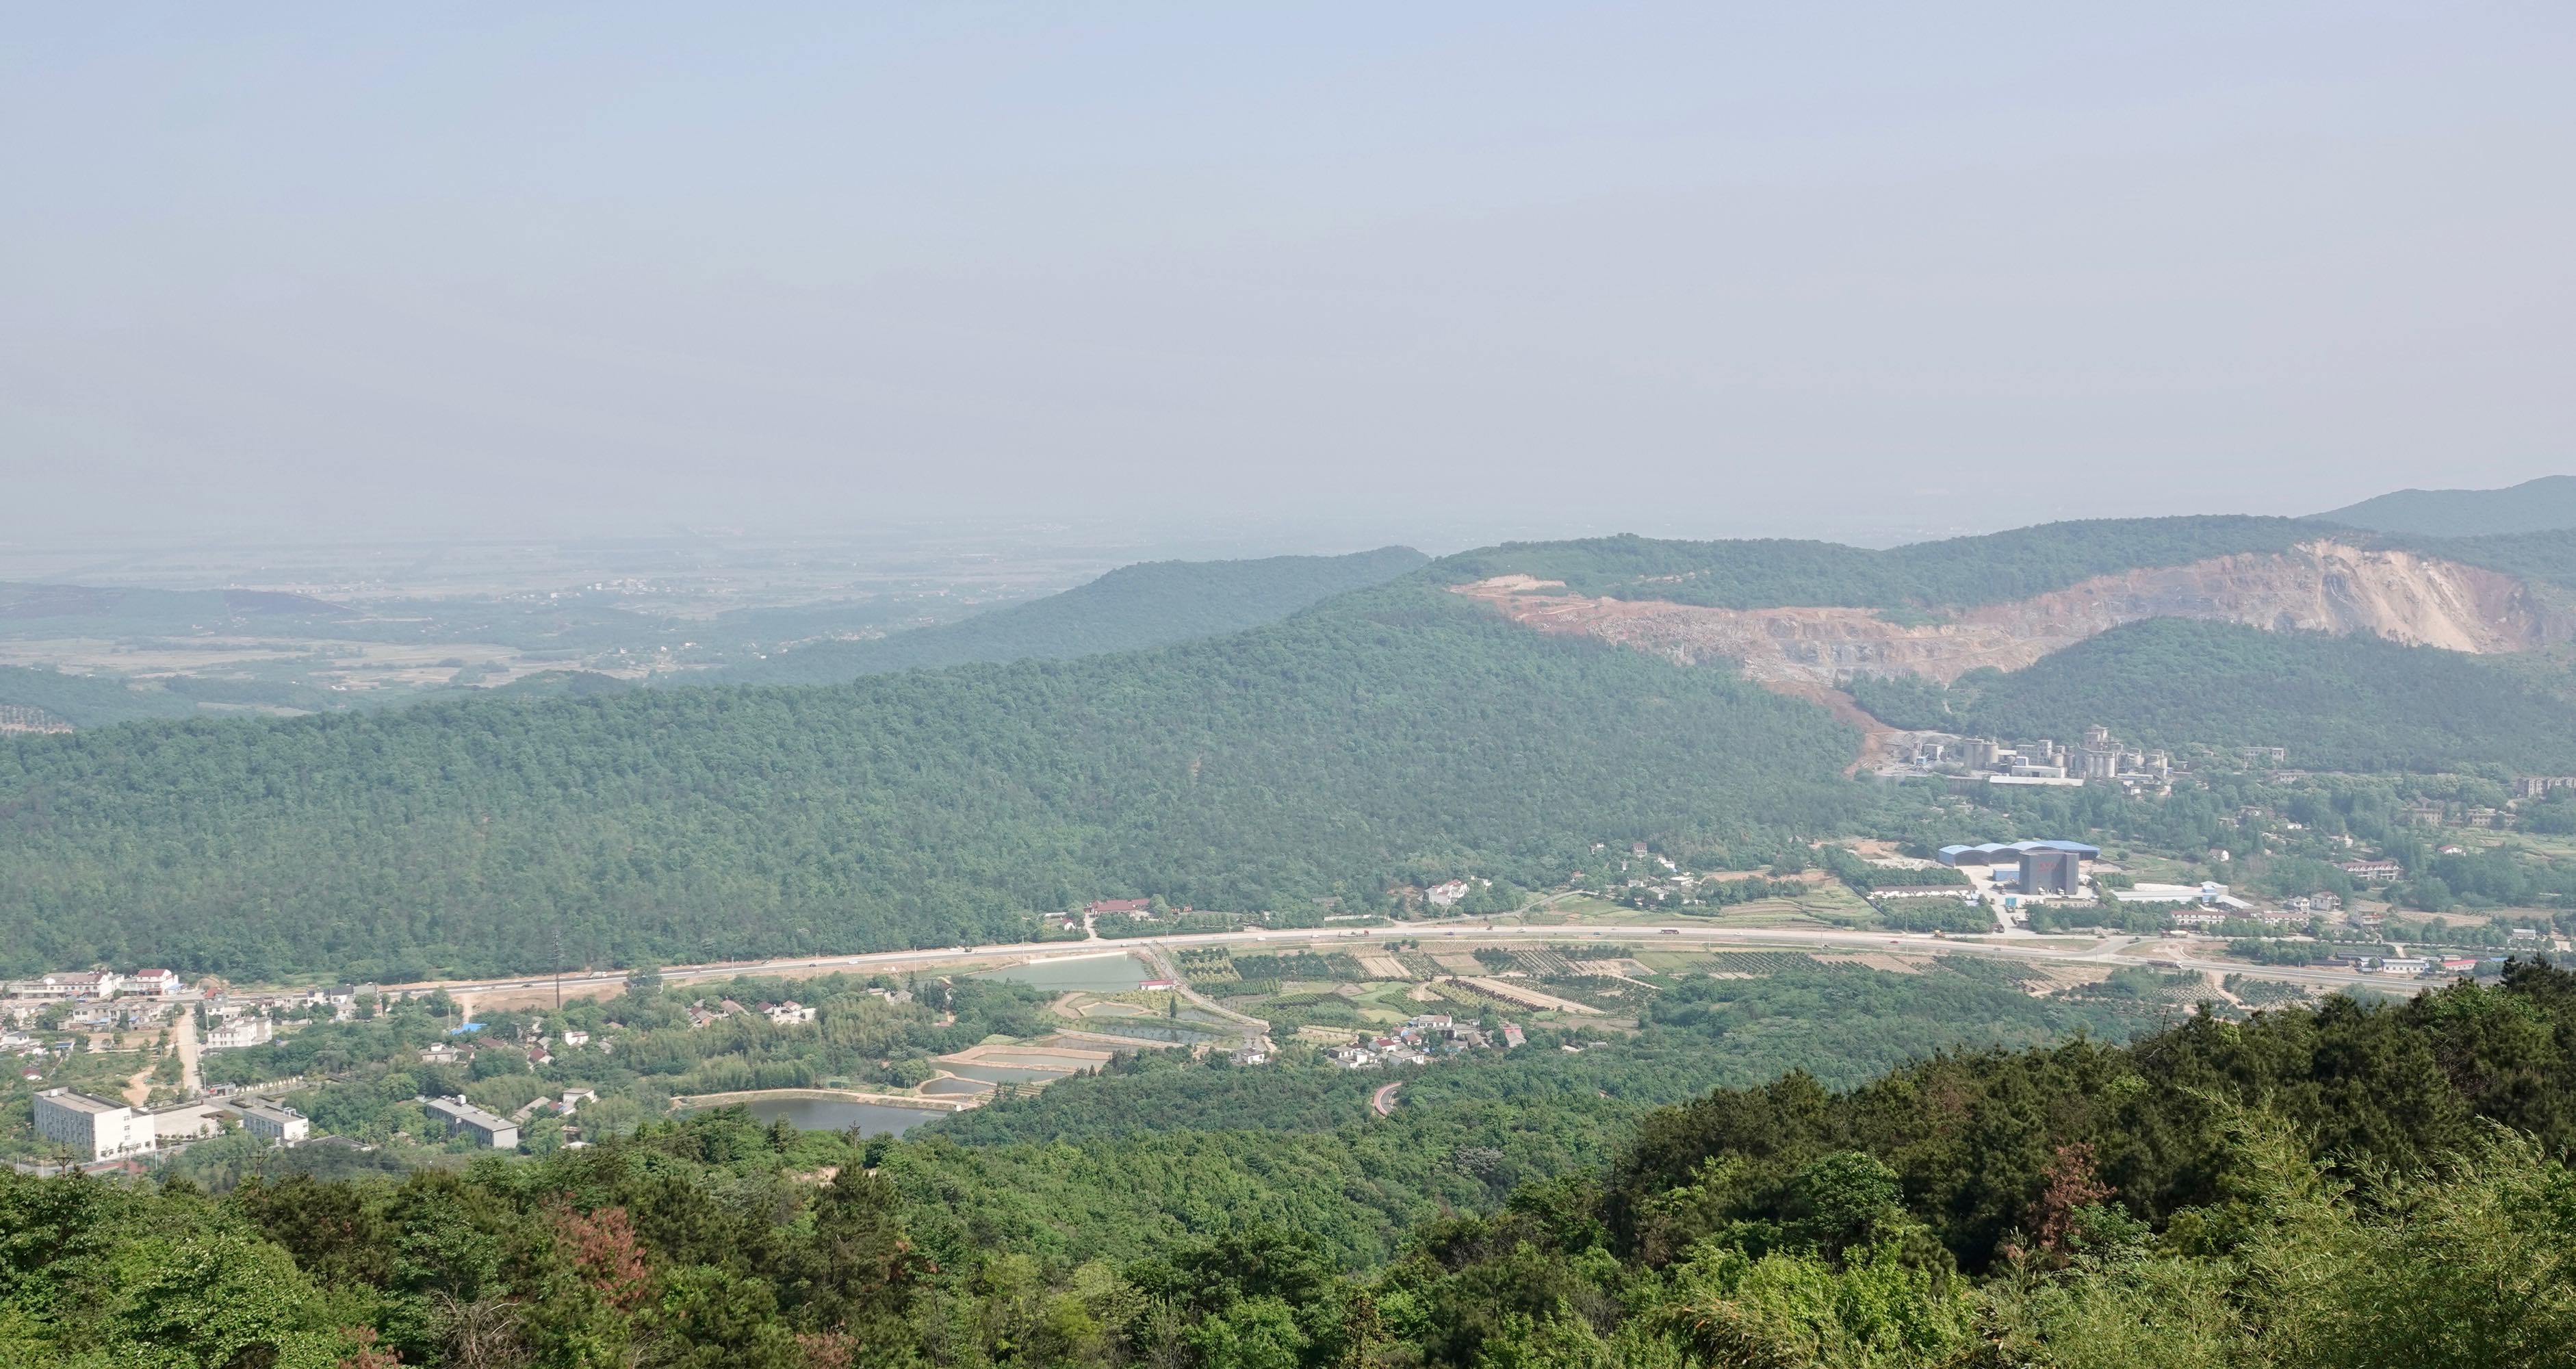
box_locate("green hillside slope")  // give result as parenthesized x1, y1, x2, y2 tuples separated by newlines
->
(2317, 473, 2576, 536)
(0, 665, 198, 728)
(0, 583, 1856, 980)
(0, 580, 352, 637)
(713, 546, 1428, 685)
(1848, 618, 2576, 771)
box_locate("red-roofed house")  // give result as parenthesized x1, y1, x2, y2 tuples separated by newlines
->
(1085, 899, 1150, 916)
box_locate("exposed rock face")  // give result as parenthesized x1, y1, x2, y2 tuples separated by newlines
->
(1453, 541, 2564, 688)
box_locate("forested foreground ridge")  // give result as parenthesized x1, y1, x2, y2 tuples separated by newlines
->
(12, 964, 2576, 1367)
(712, 548, 1428, 687)
(0, 584, 1857, 980)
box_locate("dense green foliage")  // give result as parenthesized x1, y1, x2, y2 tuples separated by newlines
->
(0, 580, 352, 640)
(2315, 474, 2576, 537)
(1433, 517, 2323, 610)
(2409, 526, 2576, 596)
(0, 665, 198, 728)
(717, 548, 1428, 687)
(14, 968, 2576, 1367)
(1849, 619, 2576, 772)
(0, 585, 1857, 980)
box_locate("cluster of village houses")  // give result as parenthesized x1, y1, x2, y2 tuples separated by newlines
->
(7, 966, 607, 1166)
(4, 967, 355, 1164)
(1327, 1012, 1525, 1069)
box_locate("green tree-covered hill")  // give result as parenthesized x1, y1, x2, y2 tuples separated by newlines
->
(1847, 618, 2576, 772)
(710, 546, 1428, 686)
(2316, 473, 2576, 536)
(0, 583, 1855, 980)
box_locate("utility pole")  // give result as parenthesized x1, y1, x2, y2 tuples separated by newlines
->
(553, 925, 565, 1014)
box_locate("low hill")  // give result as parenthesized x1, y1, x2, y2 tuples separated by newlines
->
(0, 580, 350, 636)
(0, 665, 198, 729)
(712, 546, 1428, 685)
(2316, 473, 2576, 537)
(0, 582, 1855, 980)
(1848, 618, 2576, 772)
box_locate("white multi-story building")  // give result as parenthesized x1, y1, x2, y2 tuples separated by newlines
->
(232, 1101, 311, 1144)
(32, 1090, 153, 1160)
(423, 1096, 519, 1149)
(203, 1017, 274, 1050)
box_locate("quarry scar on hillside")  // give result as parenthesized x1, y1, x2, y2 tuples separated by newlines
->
(1452, 540, 2567, 690)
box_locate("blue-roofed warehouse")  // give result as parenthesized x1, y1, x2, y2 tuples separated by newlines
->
(1937, 840, 2101, 867)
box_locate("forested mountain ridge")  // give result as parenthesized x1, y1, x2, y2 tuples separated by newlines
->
(2317, 473, 2576, 537)
(0, 580, 1856, 980)
(708, 546, 1428, 686)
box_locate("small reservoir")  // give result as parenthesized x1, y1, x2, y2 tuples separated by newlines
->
(731, 1097, 945, 1136)
(971, 952, 1148, 993)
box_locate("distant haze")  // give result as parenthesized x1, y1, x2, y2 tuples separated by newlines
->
(5, 5, 2572, 546)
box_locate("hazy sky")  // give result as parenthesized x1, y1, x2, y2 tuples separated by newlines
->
(6, 3, 2571, 546)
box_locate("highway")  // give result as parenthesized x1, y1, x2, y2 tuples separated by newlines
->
(402, 919, 2408, 1008)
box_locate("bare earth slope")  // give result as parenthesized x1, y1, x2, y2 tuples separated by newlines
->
(1453, 540, 2564, 690)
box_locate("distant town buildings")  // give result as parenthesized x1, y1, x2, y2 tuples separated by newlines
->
(1426, 880, 1471, 908)
(2339, 859, 2402, 882)
(5, 967, 192, 1002)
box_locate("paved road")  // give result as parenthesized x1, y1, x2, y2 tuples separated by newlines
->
(1371, 1081, 1404, 1116)
(391, 921, 2407, 1004)
(173, 1007, 201, 1095)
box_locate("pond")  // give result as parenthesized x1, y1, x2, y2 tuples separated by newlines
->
(919, 1077, 992, 1096)
(972, 953, 1148, 993)
(727, 1097, 946, 1136)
